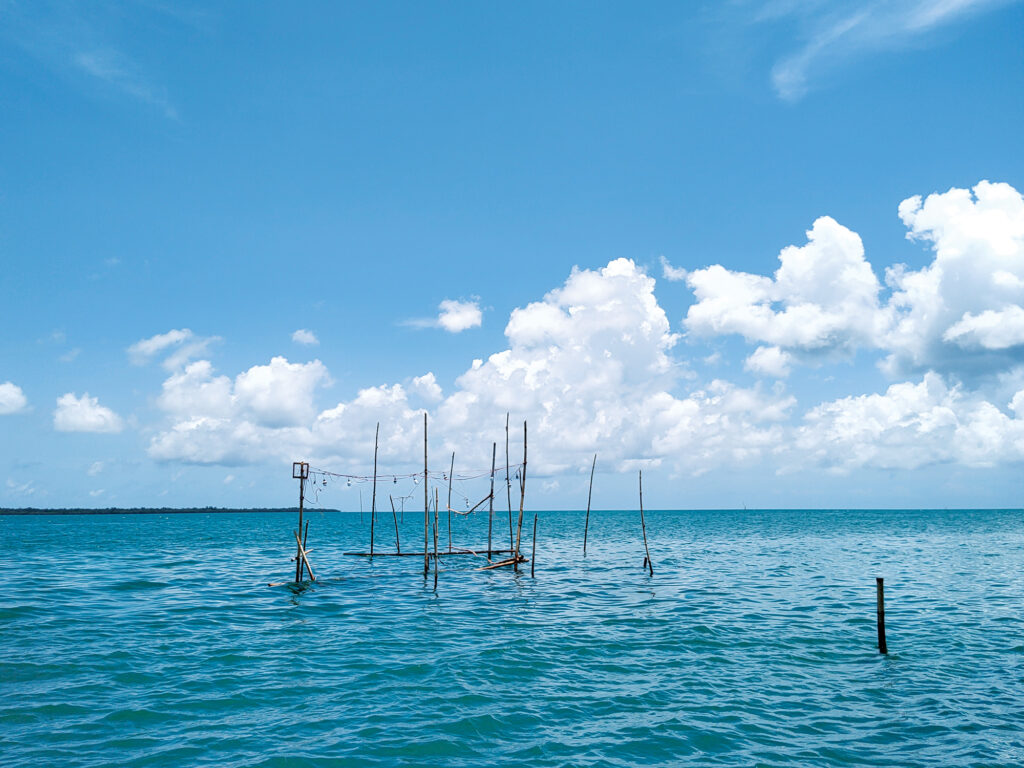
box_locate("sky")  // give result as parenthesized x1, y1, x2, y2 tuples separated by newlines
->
(1, 0, 1023, 510)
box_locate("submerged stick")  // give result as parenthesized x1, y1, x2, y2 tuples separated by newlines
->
(583, 453, 596, 556)
(639, 470, 653, 576)
(344, 548, 515, 557)
(531, 513, 537, 578)
(488, 442, 496, 562)
(514, 420, 527, 573)
(371, 422, 379, 558)
(447, 452, 454, 553)
(390, 495, 400, 554)
(424, 412, 429, 578)
(877, 577, 888, 654)
(476, 555, 527, 571)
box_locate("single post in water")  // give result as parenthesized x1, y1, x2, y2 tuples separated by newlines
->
(583, 453, 596, 556)
(292, 462, 308, 582)
(639, 470, 653, 576)
(424, 412, 429, 577)
(447, 451, 454, 553)
(876, 577, 888, 655)
(370, 422, 378, 558)
(531, 513, 537, 578)
(488, 442, 496, 561)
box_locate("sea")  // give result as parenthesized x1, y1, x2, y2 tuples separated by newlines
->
(2, 508, 1022, 767)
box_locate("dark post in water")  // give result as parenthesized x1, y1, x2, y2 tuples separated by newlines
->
(876, 577, 888, 655)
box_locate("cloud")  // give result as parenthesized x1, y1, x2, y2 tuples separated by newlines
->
(88, 461, 104, 476)
(438, 299, 483, 332)
(74, 49, 177, 119)
(0, 382, 29, 415)
(766, 0, 1017, 100)
(292, 329, 319, 346)
(685, 215, 886, 356)
(128, 329, 219, 370)
(659, 255, 688, 282)
(883, 180, 1024, 376)
(147, 258, 793, 474)
(54, 393, 124, 433)
(795, 371, 1024, 471)
(682, 181, 1024, 381)
(411, 373, 443, 402)
(745, 346, 793, 378)
(406, 299, 483, 333)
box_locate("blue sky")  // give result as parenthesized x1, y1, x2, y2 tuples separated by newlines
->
(2, 0, 1023, 510)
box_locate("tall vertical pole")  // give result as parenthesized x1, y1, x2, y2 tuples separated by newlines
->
(583, 453, 596, 556)
(390, 495, 400, 554)
(423, 412, 429, 577)
(514, 420, 527, 572)
(488, 442, 496, 561)
(371, 422, 379, 558)
(876, 577, 888, 654)
(434, 488, 440, 590)
(295, 468, 305, 583)
(447, 452, 454, 553)
(506, 412, 513, 549)
(639, 470, 653, 576)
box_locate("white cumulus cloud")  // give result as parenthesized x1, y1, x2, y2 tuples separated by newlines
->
(745, 346, 792, 378)
(685, 215, 886, 356)
(292, 329, 319, 345)
(146, 258, 793, 475)
(0, 382, 28, 414)
(54, 393, 124, 433)
(795, 372, 1024, 472)
(437, 299, 483, 333)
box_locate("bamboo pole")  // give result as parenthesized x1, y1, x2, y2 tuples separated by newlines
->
(371, 422, 379, 558)
(583, 453, 596, 556)
(295, 471, 305, 583)
(476, 555, 526, 571)
(447, 452, 454, 553)
(514, 420, 527, 572)
(302, 519, 310, 580)
(390, 495, 400, 554)
(345, 549, 515, 557)
(506, 412, 513, 549)
(487, 442, 496, 562)
(639, 470, 653, 576)
(876, 577, 888, 654)
(424, 412, 429, 577)
(293, 529, 315, 582)
(434, 488, 440, 589)
(531, 513, 537, 578)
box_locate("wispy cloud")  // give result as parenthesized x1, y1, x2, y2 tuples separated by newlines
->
(0, 1, 191, 119)
(763, 0, 1019, 100)
(404, 299, 483, 333)
(74, 48, 177, 119)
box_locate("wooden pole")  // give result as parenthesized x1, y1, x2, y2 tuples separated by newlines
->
(295, 471, 305, 583)
(293, 529, 315, 582)
(514, 420, 527, 572)
(371, 422, 379, 558)
(487, 442, 496, 562)
(433, 488, 440, 589)
(531, 513, 537, 578)
(507, 415, 516, 552)
(447, 452, 454, 553)
(424, 412, 429, 578)
(876, 577, 888, 654)
(583, 453, 596, 556)
(639, 470, 653, 576)
(301, 519, 310, 580)
(390, 495, 400, 554)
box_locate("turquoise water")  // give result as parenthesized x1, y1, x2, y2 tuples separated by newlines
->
(2, 508, 1023, 767)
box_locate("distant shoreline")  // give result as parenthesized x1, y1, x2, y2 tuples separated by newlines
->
(0, 507, 340, 516)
